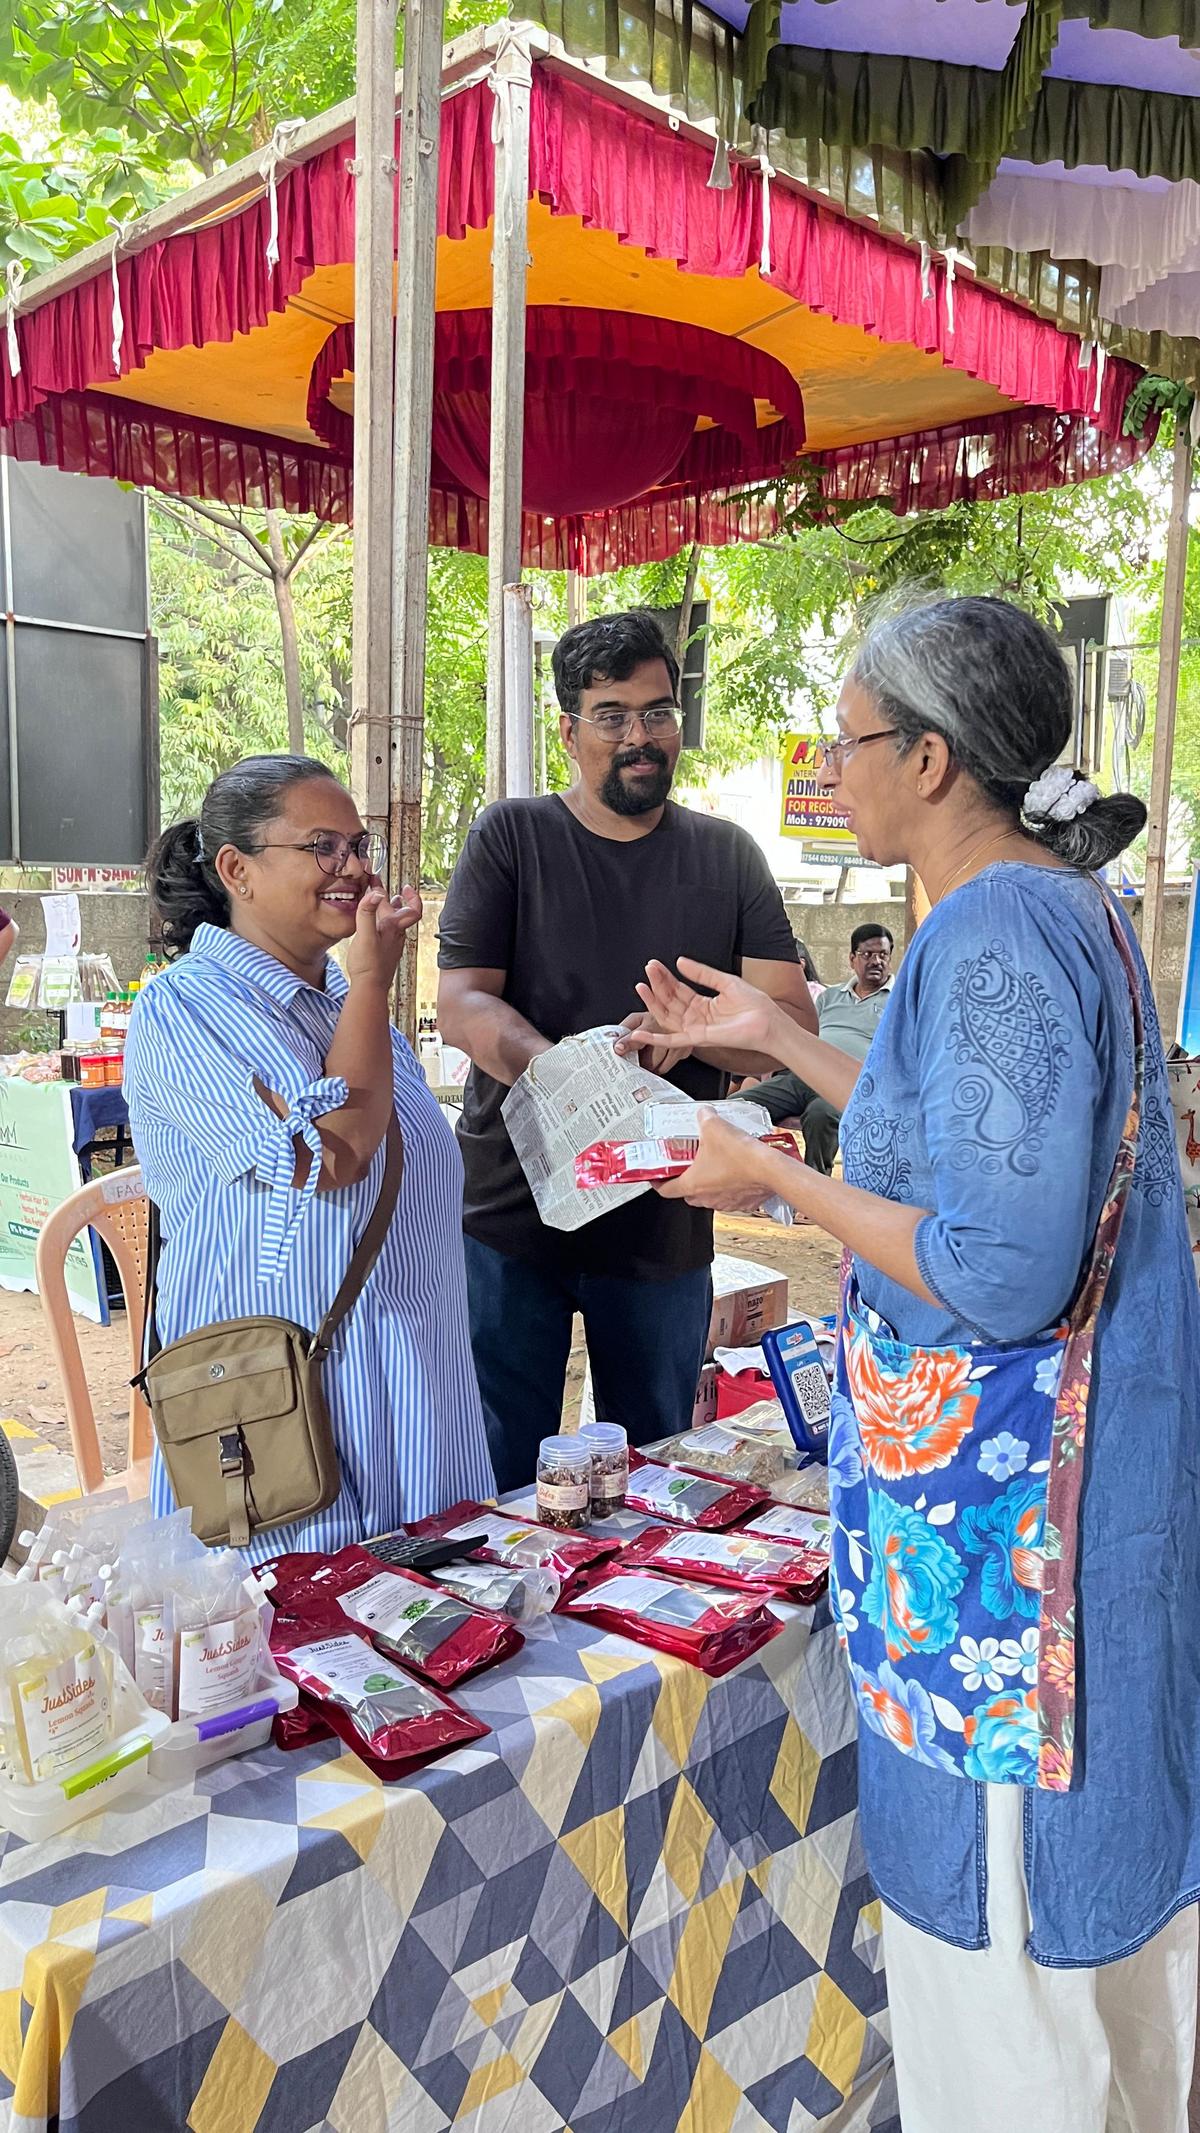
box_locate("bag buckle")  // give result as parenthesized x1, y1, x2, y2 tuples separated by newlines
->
(218, 1430, 246, 1478)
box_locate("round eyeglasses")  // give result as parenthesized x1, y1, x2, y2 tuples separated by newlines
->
(257, 831, 388, 876)
(575, 706, 684, 745)
(812, 728, 898, 774)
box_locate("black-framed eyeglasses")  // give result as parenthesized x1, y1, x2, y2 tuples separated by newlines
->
(575, 706, 683, 744)
(256, 830, 387, 876)
(813, 729, 898, 773)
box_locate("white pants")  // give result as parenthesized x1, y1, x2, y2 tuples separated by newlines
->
(882, 1787, 1199, 2133)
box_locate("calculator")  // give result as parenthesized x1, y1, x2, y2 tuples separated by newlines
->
(363, 1531, 490, 1572)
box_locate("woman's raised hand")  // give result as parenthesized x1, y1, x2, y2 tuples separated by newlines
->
(347, 882, 422, 988)
(636, 957, 785, 1061)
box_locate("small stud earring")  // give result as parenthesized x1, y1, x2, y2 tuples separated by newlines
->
(239, 885, 249, 897)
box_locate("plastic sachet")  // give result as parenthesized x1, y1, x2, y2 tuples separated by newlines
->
(624, 1457, 767, 1530)
(563, 1568, 780, 1676)
(267, 1614, 487, 1778)
(264, 1547, 522, 1687)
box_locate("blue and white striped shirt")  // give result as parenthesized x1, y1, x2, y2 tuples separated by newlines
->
(123, 923, 495, 1562)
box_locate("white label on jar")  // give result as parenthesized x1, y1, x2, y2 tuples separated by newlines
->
(592, 1469, 627, 1501)
(745, 1505, 832, 1548)
(134, 1605, 169, 1711)
(537, 1480, 589, 1513)
(18, 1644, 112, 1780)
(176, 1612, 261, 1719)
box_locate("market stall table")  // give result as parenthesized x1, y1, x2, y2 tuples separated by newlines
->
(0, 1599, 893, 2133)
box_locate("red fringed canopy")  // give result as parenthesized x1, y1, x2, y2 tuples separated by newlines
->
(0, 67, 1155, 571)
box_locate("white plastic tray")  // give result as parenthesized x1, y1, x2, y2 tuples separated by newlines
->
(0, 1660, 170, 1841)
(147, 1664, 298, 1781)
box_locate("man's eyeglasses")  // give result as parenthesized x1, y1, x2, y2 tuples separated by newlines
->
(813, 728, 898, 773)
(257, 831, 387, 876)
(575, 706, 684, 744)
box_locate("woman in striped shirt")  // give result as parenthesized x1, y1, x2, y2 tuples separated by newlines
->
(124, 754, 495, 1562)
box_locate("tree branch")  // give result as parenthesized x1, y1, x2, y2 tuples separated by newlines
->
(153, 496, 273, 579)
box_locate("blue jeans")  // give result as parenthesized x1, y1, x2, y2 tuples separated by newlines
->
(464, 1236, 713, 1496)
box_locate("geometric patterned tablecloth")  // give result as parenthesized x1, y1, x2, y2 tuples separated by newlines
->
(0, 1602, 895, 2133)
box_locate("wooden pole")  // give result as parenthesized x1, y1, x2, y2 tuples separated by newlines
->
(389, 0, 446, 1040)
(349, 0, 398, 859)
(503, 582, 535, 796)
(566, 569, 587, 629)
(485, 32, 533, 803)
(1143, 420, 1194, 992)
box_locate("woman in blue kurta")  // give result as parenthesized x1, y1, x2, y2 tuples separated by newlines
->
(638, 596, 1200, 2133)
(125, 754, 495, 1564)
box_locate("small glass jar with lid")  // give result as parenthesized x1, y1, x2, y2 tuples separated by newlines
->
(578, 1421, 629, 1517)
(535, 1435, 593, 1531)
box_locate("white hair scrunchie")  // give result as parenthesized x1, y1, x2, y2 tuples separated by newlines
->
(1022, 764, 1101, 824)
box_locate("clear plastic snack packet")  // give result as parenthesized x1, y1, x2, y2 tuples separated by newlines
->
(0, 1583, 116, 1785)
(268, 1614, 487, 1778)
(429, 1561, 561, 1624)
(162, 1553, 265, 1721)
(109, 1513, 205, 1714)
(407, 1501, 621, 1580)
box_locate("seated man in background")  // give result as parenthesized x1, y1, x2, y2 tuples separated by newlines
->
(730, 922, 894, 1173)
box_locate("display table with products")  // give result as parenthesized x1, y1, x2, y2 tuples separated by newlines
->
(0, 1598, 894, 2133)
(0, 1078, 101, 1320)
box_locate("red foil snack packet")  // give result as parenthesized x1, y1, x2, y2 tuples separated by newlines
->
(618, 1523, 828, 1602)
(407, 1502, 621, 1581)
(263, 1547, 522, 1687)
(563, 1568, 781, 1676)
(575, 1132, 798, 1188)
(624, 1457, 767, 1529)
(268, 1613, 486, 1778)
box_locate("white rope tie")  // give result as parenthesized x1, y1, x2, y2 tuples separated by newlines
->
(759, 151, 775, 279)
(4, 260, 24, 379)
(1092, 340, 1106, 415)
(919, 241, 933, 302)
(109, 220, 134, 373)
(260, 118, 304, 273)
(942, 246, 960, 335)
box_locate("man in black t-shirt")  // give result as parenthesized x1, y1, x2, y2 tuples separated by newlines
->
(438, 610, 814, 1491)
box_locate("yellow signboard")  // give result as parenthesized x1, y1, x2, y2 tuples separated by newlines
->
(780, 734, 856, 846)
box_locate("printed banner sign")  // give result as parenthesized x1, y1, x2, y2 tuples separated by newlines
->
(780, 735, 856, 847)
(0, 1079, 101, 1321)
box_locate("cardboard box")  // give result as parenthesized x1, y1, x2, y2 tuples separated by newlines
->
(707, 1254, 790, 1357)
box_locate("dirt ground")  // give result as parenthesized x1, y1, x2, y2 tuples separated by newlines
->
(1, 1212, 840, 1479)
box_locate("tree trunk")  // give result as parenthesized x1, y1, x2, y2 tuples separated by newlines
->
(266, 512, 305, 755)
(675, 542, 702, 673)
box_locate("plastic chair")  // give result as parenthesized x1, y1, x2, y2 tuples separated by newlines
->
(35, 1167, 154, 1499)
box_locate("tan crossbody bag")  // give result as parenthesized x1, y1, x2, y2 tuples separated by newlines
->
(134, 1123, 404, 1548)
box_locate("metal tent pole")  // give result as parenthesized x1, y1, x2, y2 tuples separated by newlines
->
(389, 0, 445, 1039)
(349, 0, 398, 870)
(484, 33, 533, 803)
(1143, 420, 1194, 996)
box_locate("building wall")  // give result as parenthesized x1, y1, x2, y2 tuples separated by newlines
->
(2, 884, 1193, 1054)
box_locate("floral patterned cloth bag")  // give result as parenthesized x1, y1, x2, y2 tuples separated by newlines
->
(830, 896, 1143, 1793)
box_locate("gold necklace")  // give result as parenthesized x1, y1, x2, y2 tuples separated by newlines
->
(935, 833, 1028, 903)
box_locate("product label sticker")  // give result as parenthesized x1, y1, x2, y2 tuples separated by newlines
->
(537, 1481, 589, 1513)
(631, 1467, 728, 1515)
(575, 1574, 713, 1629)
(18, 1644, 112, 1780)
(744, 1504, 832, 1548)
(177, 1612, 261, 1719)
(293, 1634, 411, 1699)
(656, 1530, 790, 1572)
(446, 1514, 539, 1555)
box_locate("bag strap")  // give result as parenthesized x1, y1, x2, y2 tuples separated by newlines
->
(1064, 888, 1145, 1338)
(140, 1118, 404, 1369)
(311, 1119, 404, 1356)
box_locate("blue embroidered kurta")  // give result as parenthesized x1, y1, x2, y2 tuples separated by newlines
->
(837, 863, 1200, 1966)
(123, 924, 495, 1562)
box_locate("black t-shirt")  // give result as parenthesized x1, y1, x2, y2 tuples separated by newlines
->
(437, 795, 799, 1278)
